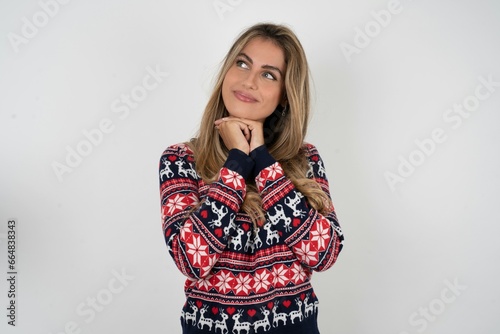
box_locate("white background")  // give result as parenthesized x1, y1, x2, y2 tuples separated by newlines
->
(1, 0, 499, 333)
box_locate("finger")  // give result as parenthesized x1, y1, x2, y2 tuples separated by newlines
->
(237, 118, 262, 131)
(240, 124, 249, 136)
(236, 123, 248, 140)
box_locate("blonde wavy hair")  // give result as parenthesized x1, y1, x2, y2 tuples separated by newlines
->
(189, 23, 332, 226)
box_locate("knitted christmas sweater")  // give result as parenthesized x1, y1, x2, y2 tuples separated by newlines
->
(159, 142, 344, 334)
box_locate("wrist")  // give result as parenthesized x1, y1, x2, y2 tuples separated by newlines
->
(224, 149, 255, 179)
(250, 145, 277, 179)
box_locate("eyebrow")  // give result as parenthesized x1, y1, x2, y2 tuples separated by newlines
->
(238, 52, 284, 78)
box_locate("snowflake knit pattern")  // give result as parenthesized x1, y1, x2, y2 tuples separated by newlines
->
(159, 142, 344, 334)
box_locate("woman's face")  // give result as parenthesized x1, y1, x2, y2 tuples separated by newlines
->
(222, 37, 286, 122)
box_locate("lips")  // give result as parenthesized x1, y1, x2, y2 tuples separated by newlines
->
(233, 90, 258, 103)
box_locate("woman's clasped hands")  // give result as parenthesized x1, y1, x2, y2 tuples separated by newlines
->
(214, 116, 265, 155)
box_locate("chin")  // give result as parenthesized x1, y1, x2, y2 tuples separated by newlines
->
(225, 105, 271, 122)
(227, 108, 251, 119)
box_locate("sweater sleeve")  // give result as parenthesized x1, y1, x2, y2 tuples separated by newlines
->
(159, 144, 254, 279)
(252, 143, 344, 272)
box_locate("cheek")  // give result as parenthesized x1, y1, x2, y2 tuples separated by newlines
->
(223, 68, 238, 87)
(265, 87, 283, 107)
(222, 70, 239, 98)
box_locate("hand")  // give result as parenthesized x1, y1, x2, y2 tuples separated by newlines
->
(214, 117, 265, 154)
(244, 119, 265, 152)
(214, 117, 251, 154)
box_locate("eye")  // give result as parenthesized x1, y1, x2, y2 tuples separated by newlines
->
(263, 72, 277, 81)
(236, 60, 249, 69)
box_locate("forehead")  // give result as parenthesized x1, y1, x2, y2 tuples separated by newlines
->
(241, 38, 286, 70)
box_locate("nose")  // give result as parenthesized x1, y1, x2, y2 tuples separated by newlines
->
(242, 70, 258, 90)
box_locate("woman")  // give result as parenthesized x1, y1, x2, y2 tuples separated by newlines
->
(159, 22, 344, 334)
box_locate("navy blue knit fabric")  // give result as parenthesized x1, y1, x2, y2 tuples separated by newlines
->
(159, 143, 343, 333)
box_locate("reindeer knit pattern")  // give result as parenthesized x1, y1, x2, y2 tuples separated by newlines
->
(159, 143, 344, 334)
